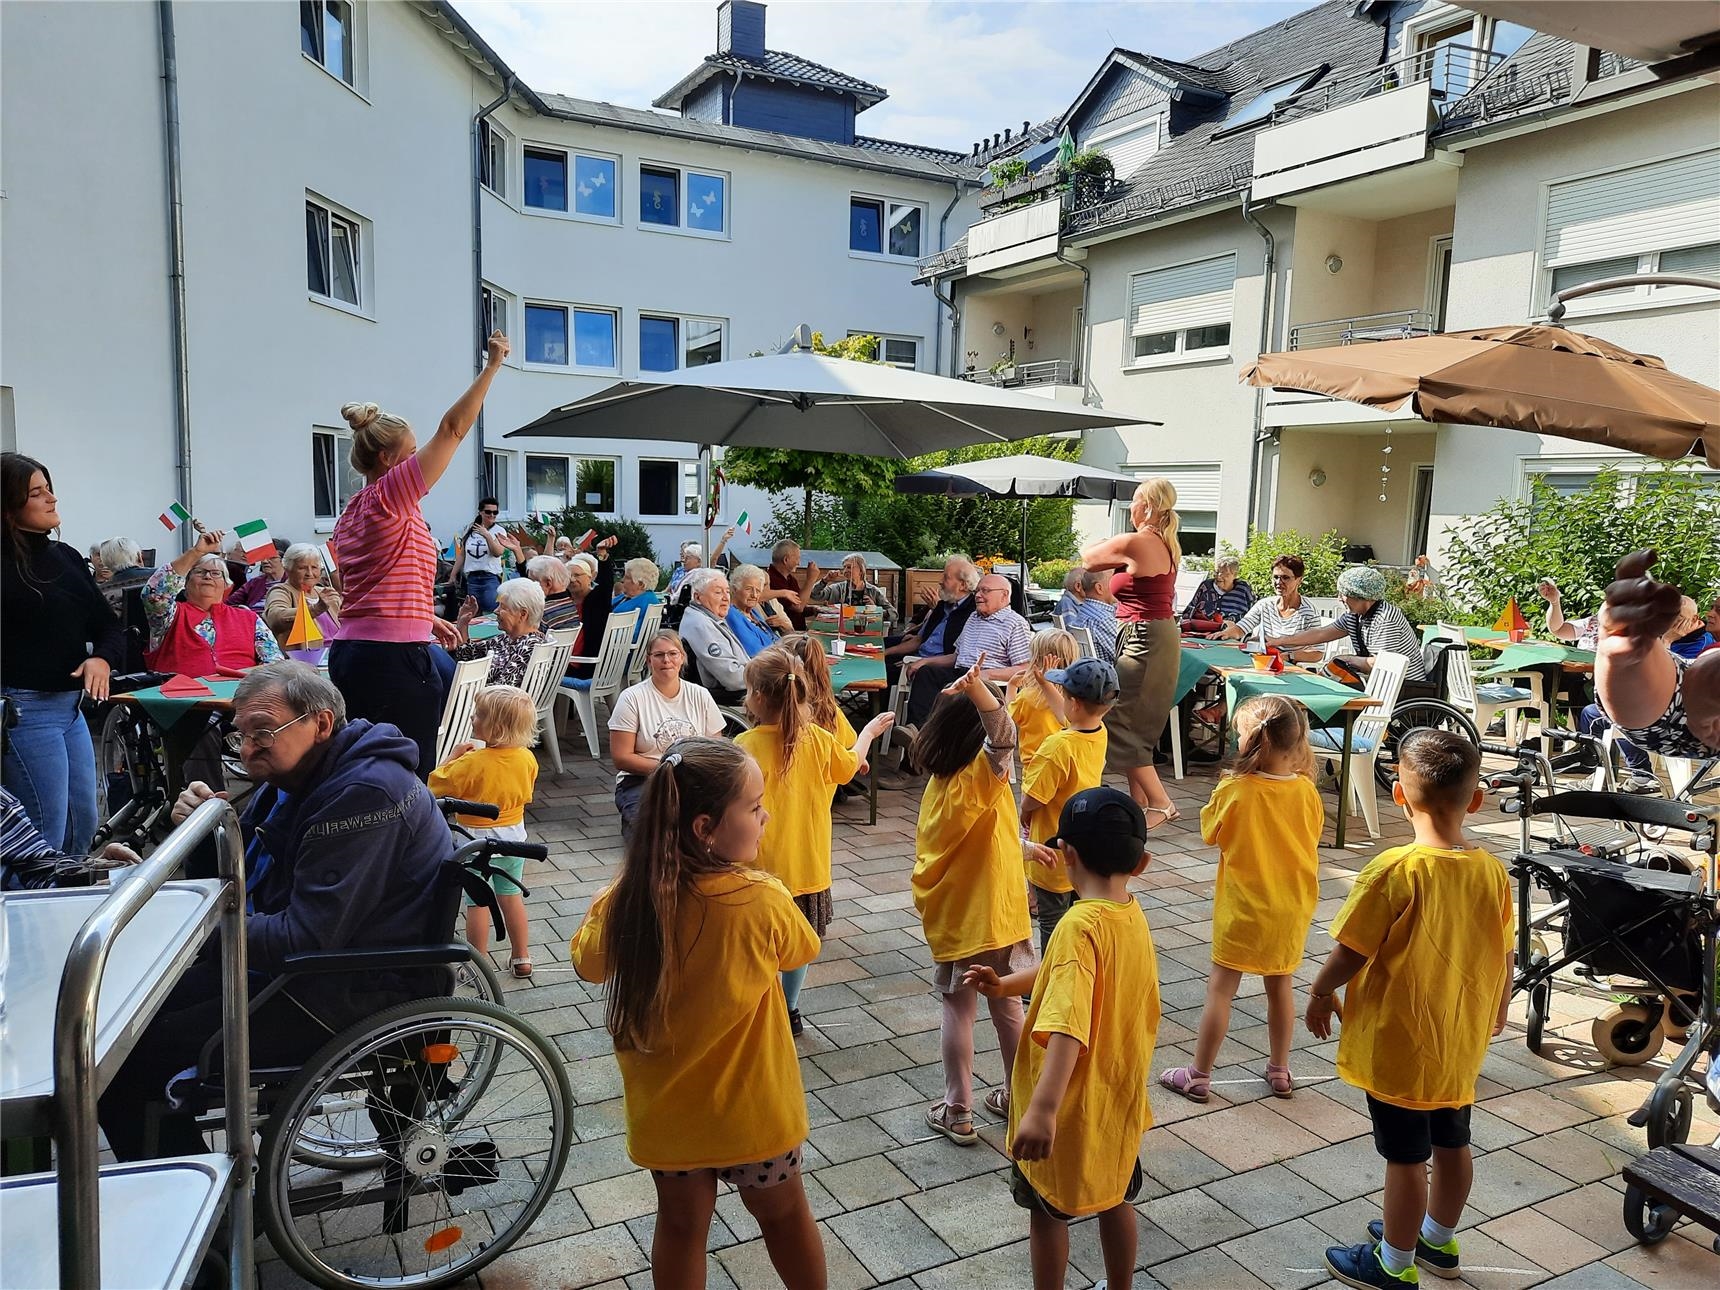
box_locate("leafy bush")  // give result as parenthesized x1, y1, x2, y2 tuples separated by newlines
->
(1031, 559, 1076, 591)
(1219, 527, 1347, 597)
(988, 157, 1028, 187)
(1442, 465, 1720, 625)
(1382, 578, 1477, 629)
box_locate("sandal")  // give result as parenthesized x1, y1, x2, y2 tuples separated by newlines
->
(983, 1088, 1009, 1119)
(925, 1102, 978, 1146)
(1264, 1063, 1294, 1098)
(1144, 804, 1181, 830)
(1158, 1065, 1211, 1103)
(510, 957, 534, 980)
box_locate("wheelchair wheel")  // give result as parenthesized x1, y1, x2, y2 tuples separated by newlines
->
(1644, 1081, 1693, 1150)
(1622, 1183, 1679, 1244)
(258, 997, 572, 1289)
(1374, 700, 1479, 792)
(291, 956, 506, 1172)
(94, 704, 163, 826)
(1524, 946, 1552, 1056)
(1592, 1004, 1664, 1067)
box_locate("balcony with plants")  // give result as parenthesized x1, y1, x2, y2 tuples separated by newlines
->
(916, 146, 1116, 281)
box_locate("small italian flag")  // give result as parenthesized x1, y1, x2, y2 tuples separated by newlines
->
(233, 518, 275, 561)
(736, 509, 752, 536)
(158, 501, 190, 532)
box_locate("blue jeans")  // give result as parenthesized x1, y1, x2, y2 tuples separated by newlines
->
(1580, 702, 1650, 772)
(2, 687, 99, 852)
(466, 571, 500, 614)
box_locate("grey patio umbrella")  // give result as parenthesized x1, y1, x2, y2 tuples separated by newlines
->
(506, 346, 1157, 553)
(894, 453, 1145, 598)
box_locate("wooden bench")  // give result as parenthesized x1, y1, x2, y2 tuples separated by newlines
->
(1622, 1142, 1720, 1252)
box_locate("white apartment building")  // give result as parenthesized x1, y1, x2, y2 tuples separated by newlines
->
(919, 0, 1719, 567)
(0, 0, 982, 557)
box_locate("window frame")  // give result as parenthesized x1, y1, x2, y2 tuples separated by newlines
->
(311, 427, 364, 522)
(478, 118, 510, 201)
(1519, 455, 1717, 504)
(522, 300, 621, 374)
(479, 283, 517, 366)
(635, 160, 730, 238)
(637, 457, 703, 521)
(849, 193, 926, 262)
(300, 0, 364, 95)
(520, 145, 621, 224)
(847, 330, 921, 371)
(482, 449, 515, 517)
(640, 312, 728, 374)
(525, 453, 619, 517)
(305, 193, 368, 317)
(1122, 253, 1236, 371)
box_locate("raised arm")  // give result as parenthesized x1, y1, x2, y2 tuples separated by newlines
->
(1537, 579, 1577, 642)
(416, 331, 509, 490)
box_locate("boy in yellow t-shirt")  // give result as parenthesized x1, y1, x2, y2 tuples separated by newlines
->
(966, 787, 1159, 1290)
(1306, 731, 1512, 1289)
(1020, 658, 1118, 953)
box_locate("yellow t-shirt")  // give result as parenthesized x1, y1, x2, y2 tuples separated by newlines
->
(1201, 773, 1325, 975)
(830, 705, 857, 750)
(1009, 685, 1063, 772)
(1010, 898, 1160, 1217)
(571, 869, 818, 1169)
(1021, 726, 1108, 894)
(1330, 844, 1512, 1110)
(427, 745, 539, 828)
(735, 722, 858, 896)
(913, 752, 1031, 962)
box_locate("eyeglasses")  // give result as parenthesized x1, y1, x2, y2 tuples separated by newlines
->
(188, 568, 227, 580)
(224, 710, 311, 752)
(1270, 573, 1298, 582)
(648, 651, 682, 662)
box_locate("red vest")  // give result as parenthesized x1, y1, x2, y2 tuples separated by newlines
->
(147, 600, 257, 675)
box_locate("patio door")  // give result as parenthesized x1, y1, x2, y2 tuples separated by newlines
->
(1407, 464, 1436, 558)
(1429, 236, 1453, 331)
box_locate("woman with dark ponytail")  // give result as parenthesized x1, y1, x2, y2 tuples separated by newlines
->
(571, 738, 827, 1288)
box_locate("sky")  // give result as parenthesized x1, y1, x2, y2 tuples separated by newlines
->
(457, 0, 1316, 152)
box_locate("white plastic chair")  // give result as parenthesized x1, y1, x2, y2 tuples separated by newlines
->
(1306, 650, 1408, 839)
(623, 600, 666, 685)
(1440, 627, 1546, 743)
(556, 610, 638, 759)
(520, 629, 578, 775)
(434, 657, 491, 769)
(1306, 597, 1344, 623)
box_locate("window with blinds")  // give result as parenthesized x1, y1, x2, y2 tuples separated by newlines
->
(1119, 465, 1221, 555)
(1542, 149, 1720, 312)
(1125, 254, 1236, 367)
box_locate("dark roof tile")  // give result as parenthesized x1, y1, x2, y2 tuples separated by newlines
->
(655, 48, 888, 111)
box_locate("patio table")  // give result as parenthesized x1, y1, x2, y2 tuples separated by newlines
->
(110, 679, 242, 796)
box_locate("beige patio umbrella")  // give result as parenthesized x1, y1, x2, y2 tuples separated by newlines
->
(1241, 324, 1720, 467)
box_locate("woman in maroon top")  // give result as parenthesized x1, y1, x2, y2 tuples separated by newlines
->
(1080, 477, 1182, 826)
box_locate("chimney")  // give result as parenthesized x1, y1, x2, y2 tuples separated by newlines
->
(1023, 120, 1030, 136)
(1004, 127, 1012, 142)
(992, 132, 1000, 148)
(718, 0, 767, 58)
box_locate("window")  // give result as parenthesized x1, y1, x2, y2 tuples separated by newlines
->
(636, 163, 727, 234)
(312, 429, 364, 520)
(526, 147, 619, 219)
(524, 147, 567, 212)
(640, 166, 679, 226)
(641, 315, 727, 372)
(1124, 464, 1220, 556)
(1126, 254, 1235, 367)
(573, 153, 616, 220)
(479, 119, 507, 197)
(1542, 149, 1720, 313)
(1218, 71, 1320, 133)
(850, 197, 923, 258)
(638, 459, 701, 517)
(300, 0, 355, 86)
(1083, 115, 1163, 180)
(527, 455, 616, 513)
(480, 284, 512, 354)
(483, 450, 513, 515)
(524, 304, 618, 370)
(848, 331, 920, 370)
(1524, 458, 1716, 508)
(305, 196, 362, 309)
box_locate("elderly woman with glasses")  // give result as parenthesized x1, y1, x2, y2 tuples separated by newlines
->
(607, 629, 727, 833)
(447, 576, 548, 688)
(1181, 554, 1255, 634)
(813, 552, 898, 630)
(262, 544, 343, 651)
(1215, 554, 1323, 662)
(142, 527, 285, 675)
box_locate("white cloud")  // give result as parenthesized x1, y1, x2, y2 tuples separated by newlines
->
(457, 0, 1312, 151)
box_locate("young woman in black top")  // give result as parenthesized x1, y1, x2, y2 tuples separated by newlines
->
(1, 453, 124, 851)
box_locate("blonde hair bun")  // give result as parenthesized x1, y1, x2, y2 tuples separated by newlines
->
(341, 401, 382, 432)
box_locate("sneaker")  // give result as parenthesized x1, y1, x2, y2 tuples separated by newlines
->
(1619, 770, 1661, 795)
(1325, 1241, 1418, 1287)
(789, 1009, 804, 1037)
(1367, 1222, 1460, 1279)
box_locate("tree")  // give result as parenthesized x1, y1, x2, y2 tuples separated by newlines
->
(719, 332, 899, 544)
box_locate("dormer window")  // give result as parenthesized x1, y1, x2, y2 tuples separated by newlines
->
(1216, 68, 1323, 135)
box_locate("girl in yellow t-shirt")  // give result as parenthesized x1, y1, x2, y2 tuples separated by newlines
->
(778, 633, 865, 790)
(427, 684, 541, 977)
(1160, 694, 1323, 1102)
(909, 657, 1036, 1145)
(736, 644, 894, 1034)
(569, 738, 826, 1289)
(1006, 628, 1076, 772)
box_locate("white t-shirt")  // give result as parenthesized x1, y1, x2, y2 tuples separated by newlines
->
(607, 678, 727, 784)
(463, 525, 504, 577)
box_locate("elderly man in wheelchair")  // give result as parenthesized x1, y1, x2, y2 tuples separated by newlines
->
(95, 662, 570, 1288)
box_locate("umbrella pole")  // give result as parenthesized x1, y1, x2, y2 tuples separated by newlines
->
(1020, 499, 1029, 609)
(701, 443, 713, 567)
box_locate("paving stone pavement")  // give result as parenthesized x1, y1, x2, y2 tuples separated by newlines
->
(281, 726, 1720, 1287)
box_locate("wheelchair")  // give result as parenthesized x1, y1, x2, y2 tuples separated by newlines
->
(170, 798, 571, 1289)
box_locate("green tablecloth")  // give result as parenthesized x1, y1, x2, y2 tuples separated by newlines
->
(129, 679, 242, 731)
(1224, 670, 1362, 723)
(1173, 643, 1255, 703)
(1478, 641, 1595, 679)
(828, 654, 886, 692)
(469, 620, 500, 640)
(1419, 624, 1509, 646)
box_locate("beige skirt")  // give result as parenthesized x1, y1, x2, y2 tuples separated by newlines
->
(1106, 617, 1179, 771)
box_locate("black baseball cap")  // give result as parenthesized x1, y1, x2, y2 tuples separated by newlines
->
(1045, 658, 1120, 704)
(1047, 787, 1150, 875)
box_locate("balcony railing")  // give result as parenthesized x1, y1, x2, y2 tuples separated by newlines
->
(1064, 161, 1253, 237)
(1288, 310, 1434, 351)
(915, 239, 968, 279)
(1273, 43, 1505, 126)
(960, 358, 1078, 388)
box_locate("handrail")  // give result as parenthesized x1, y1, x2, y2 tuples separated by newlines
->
(53, 796, 251, 1290)
(1272, 41, 1505, 126)
(1289, 310, 1434, 351)
(959, 358, 1078, 387)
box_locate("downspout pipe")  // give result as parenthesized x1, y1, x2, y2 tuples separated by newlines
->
(1241, 193, 1276, 539)
(932, 183, 964, 375)
(1051, 247, 1092, 406)
(471, 77, 514, 499)
(157, 0, 193, 551)
(930, 281, 959, 377)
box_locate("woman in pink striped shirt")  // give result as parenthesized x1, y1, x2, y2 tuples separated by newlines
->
(328, 331, 509, 776)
